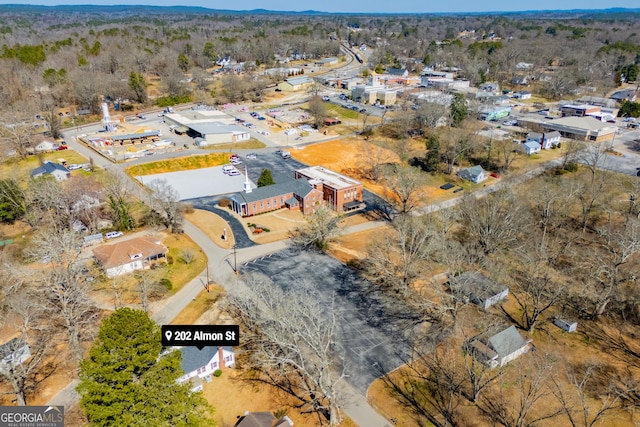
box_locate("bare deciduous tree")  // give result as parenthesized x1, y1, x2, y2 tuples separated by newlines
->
(382, 164, 425, 215)
(147, 179, 183, 233)
(224, 277, 346, 426)
(291, 207, 343, 250)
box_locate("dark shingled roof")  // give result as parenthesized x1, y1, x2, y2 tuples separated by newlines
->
(30, 162, 69, 177)
(232, 179, 314, 205)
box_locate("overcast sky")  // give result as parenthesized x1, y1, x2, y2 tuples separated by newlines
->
(6, 1, 633, 14)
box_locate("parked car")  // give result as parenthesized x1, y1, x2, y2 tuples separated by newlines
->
(67, 164, 82, 170)
(503, 120, 518, 126)
(246, 153, 257, 159)
(105, 231, 124, 240)
(56, 145, 68, 150)
(322, 95, 330, 101)
(227, 169, 241, 176)
(222, 165, 235, 174)
(231, 158, 243, 165)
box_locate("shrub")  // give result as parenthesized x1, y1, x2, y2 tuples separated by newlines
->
(218, 198, 232, 208)
(159, 278, 172, 290)
(213, 369, 222, 377)
(166, 254, 174, 265)
(564, 162, 578, 172)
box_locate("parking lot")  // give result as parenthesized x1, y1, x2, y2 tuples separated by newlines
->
(240, 248, 423, 393)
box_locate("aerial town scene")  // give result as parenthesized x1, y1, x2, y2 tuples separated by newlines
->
(0, 1, 640, 426)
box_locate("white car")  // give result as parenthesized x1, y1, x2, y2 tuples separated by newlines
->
(105, 231, 124, 240)
(227, 169, 241, 176)
(67, 164, 82, 170)
(246, 153, 257, 159)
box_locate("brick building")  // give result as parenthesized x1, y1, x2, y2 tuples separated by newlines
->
(230, 166, 364, 217)
(294, 166, 364, 213)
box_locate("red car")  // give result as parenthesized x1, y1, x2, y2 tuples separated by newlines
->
(490, 172, 499, 179)
(56, 145, 68, 150)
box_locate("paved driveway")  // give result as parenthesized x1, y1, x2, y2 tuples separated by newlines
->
(240, 247, 423, 394)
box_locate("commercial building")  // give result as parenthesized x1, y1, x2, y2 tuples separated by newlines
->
(295, 166, 364, 212)
(163, 110, 250, 146)
(519, 116, 616, 142)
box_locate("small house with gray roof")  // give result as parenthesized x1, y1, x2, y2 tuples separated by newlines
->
(466, 326, 530, 369)
(458, 165, 488, 183)
(447, 272, 509, 309)
(30, 162, 70, 181)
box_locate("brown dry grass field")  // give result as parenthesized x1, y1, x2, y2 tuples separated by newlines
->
(290, 137, 503, 207)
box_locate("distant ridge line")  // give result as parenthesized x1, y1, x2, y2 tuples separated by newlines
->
(0, 4, 638, 16)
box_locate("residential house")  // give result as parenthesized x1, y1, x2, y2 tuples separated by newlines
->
(234, 412, 294, 427)
(33, 139, 57, 152)
(458, 165, 488, 183)
(513, 91, 532, 100)
(526, 131, 561, 149)
(93, 236, 167, 278)
(610, 89, 637, 103)
(522, 141, 541, 155)
(177, 346, 235, 392)
(0, 337, 31, 375)
(447, 272, 509, 309)
(30, 162, 70, 181)
(385, 67, 409, 77)
(467, 326, 530, 369)
(515, 62, 534, 71)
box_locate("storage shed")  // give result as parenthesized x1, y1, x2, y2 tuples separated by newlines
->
(553, 318, 577, 333)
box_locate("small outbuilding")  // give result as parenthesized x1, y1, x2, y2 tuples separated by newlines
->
(467, 326, 531, 369)
(553, 318, 577, 333)
(522, 141, 541, 155)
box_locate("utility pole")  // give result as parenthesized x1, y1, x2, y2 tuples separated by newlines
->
(233, 244, 238, 276)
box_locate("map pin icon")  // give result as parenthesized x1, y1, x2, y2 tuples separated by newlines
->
(164, 330, 173, 342)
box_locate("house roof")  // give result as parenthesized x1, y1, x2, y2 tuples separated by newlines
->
(488, 326, 528, 359)
(235, 412, 275, 427)
(523, 141, 541, 150)
(92, 236, 167, 270)
(285, 76, 312, 86)
(546, 131, 561, 139)
(232, 179, 316, 205)
(180, 346, 218, 375)
(30, 162, 69, 177)
(527, 132, 543, 141)
(461, 165, 485, 178)
(386, 67, 408, 76)
(449, 272, 508, 302)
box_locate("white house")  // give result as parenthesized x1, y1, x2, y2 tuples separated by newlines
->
(458, 165, 488, 183)
(513, 91, 532, 100)
(33, 139, 57, 152)
(92, 236, 167, 278)
(526, 131, 561, 149)
(177, 346, 235, 392)
(522, 141, 541, 155)
(30, 162, 70, 181)
(467, 326, 530, 369)
(0, 337, 31, 375)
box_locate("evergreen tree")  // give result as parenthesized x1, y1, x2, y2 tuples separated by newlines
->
(257, 169, 275, 187)
(128, 71, 147, 104)
(0, 178, 26, 224)
(450, 93, 468, 127)
(424, 133, 441, 172)
(77, 308, 213, 427)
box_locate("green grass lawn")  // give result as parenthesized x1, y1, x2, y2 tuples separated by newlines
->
(0, 151, 89, 182)
(198, 138, 266, 151)
(126, 152, 232, 175)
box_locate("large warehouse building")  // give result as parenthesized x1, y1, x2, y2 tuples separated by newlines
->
(163, 110, 250, 146)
